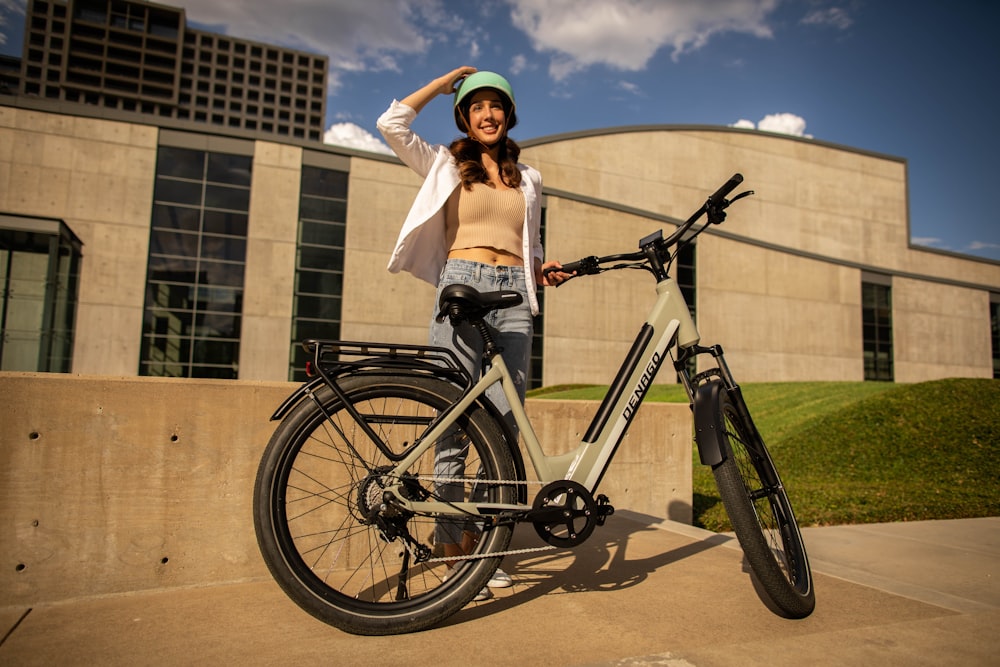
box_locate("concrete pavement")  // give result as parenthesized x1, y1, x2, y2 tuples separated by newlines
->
(1, 514, 997, 666)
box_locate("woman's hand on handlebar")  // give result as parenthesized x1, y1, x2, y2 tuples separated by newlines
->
(539, 260, 574, 287)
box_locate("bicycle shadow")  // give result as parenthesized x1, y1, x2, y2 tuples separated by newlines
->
(441, 510, 734, 627)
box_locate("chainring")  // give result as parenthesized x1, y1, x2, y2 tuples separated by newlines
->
(530, 480, 599, 547)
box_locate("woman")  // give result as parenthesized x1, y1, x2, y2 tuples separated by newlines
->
(377, 66, 569, 600)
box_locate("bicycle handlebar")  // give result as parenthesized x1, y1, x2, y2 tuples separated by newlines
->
(707, 172, 743, 207)
(544, 173, 750, 281)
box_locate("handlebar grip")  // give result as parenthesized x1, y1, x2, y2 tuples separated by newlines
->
(708, 173, 743, 204)
(544, 256, 599, 277)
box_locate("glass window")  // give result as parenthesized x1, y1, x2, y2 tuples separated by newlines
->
(204, 184, 251, 211)
(862, 281, 894, 381)
(202, 210, 248, 236)
(154, 178, 203, 206)
(300, 220, 344, 247)
(152, 204, 200, 231)
(529, 207, 547, 389)
(299, 197, 346, 222)
(206, 153, 252, 186)
(0, 222, 82, 372)
(156, 146, 205, 180)
(301, 168, 348, 198)
(141, 146, 250, 379)
(288, 165, 348, 380)
(150, 229, 199, 257)
(676, 241, 697, 378)
(991, 295, 999, 379)
(294, 294, 341, 321)
(298, 246, 342, 271)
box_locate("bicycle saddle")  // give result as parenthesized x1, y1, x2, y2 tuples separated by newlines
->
(435, 284, 524, 323)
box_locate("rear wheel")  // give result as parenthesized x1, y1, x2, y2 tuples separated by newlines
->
(705, 381, 815, 618)
(253, 374, 517, 635)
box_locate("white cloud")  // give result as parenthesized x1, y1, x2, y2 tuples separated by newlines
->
(801, 7, 854, 30)
(912, 237, 945, 248)
(178, 0, 448, 90)
(618, 81, 641, 96)
(323, 122, 393, 155)
(509, 54, 531, 76)
(507, 0, 779, 80)
(730, 113, 812, 138)
(968, 241, 1000, 251)
(758, 112, 811, 137)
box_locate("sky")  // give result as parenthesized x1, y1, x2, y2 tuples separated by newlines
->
(1, 0, 998, 262)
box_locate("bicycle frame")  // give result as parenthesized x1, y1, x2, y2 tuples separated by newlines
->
(380, 272, 699, 519)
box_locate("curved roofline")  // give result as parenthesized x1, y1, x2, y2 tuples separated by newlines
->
(522, 123, 906, 164)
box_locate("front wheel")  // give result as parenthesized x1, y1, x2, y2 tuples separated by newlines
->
(703, 381, 815, 618)
(253, 373, 518, 635)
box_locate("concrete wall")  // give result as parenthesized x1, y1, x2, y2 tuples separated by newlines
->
(893, 278, 994, 382)
(0, 372, 692, 607)
(2, 102, 998, 385)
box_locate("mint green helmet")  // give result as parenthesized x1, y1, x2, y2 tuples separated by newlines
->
(453, 71, 518, 132)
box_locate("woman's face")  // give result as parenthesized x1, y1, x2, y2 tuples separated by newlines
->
(465, 89, 507, 145)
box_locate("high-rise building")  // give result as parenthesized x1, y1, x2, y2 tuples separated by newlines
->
(16, 0, 328, 141)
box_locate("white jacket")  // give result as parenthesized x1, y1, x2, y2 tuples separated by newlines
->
(376, 99, 545, 315)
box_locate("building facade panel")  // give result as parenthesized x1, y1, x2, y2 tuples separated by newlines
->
(524, 128, 911, 271)
(338, 157, 439, 345)
(238, 141, 301, 380)
(892, 278, 992, 382)
(696, 235, 863, 382)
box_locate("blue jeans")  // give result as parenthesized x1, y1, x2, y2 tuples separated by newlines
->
(429, 260, 533, 544)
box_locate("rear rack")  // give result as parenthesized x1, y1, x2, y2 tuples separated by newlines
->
(303, 339, 472, 389)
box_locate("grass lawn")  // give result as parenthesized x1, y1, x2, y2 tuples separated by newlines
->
(528, 378, 1000, 530)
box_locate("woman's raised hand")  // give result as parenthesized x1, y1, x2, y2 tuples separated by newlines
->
(440, 66, 478, 96)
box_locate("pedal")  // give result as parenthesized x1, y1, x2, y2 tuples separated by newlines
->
(595, 494, 615, 526)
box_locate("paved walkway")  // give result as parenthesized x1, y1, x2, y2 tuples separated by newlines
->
(2, 515, 997, 666)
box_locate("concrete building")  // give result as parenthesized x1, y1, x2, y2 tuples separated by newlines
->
(1, 93, 998, 385)
(17, 0, 327, 141)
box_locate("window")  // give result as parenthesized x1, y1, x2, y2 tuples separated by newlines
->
(140, 146, 252, 379)
(862, 276, 893, 381)
(991, 294, 1000, 379)
(529, 205, 547, 389)
(0, 216, 82, 372)
(676, 241, 696, 377)
(288, 166, 349, 381)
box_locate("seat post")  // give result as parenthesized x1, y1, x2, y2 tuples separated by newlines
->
(472, 318, 500, 360)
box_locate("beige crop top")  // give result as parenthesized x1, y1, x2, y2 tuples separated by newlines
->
(445, 183, 525, 257)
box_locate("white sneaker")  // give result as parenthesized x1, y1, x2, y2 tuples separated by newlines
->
(488, 568, 513, 588)
(443, 566, 494, 602)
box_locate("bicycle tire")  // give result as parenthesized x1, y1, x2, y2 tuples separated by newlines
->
(253, 373, 517, 635)
(704, 380, 815, 618)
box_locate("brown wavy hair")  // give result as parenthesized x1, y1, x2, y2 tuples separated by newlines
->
(448, 136, 522, 190)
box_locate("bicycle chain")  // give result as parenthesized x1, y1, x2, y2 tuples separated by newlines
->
(412, 475, 543, 486)
(413, 543, 557, 564)
(392, 475, 561, 561)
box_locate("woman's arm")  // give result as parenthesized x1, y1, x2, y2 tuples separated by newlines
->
(376, 66, 479, 177)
